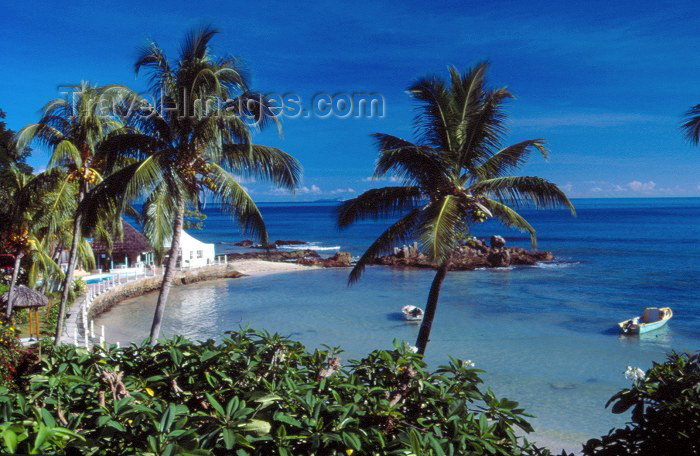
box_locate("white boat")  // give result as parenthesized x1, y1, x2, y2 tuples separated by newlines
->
(402, 305, 424, 322)
(619, 307, 672, 335)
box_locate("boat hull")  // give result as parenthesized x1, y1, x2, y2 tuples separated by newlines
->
(402, 305, 424, 322)
(618, 307, 672, 334)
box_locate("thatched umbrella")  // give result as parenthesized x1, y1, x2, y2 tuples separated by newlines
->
(1, 285, 48, 339)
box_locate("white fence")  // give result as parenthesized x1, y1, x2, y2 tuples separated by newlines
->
(70, 255, 230, 348)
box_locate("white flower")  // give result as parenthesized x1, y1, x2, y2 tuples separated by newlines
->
(462, 359, 475, 368)
(624, 366, 645, 385)
(406, 344, 418, 353)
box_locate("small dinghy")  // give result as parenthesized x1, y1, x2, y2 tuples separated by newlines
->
(619, 307, 672, 335)
(402, 305, 424, 322)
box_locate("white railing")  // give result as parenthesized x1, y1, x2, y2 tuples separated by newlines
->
(75, 256, 230, 348)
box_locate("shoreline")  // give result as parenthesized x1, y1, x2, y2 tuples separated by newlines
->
(90, 260, 320, 319)
(62, 260, 320, 344)
(231, 259, 321, 276)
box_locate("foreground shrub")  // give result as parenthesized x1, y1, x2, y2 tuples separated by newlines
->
(0, 316, 37, 390)
(583, 351, 700, 455)
(0, 330, 560, 455)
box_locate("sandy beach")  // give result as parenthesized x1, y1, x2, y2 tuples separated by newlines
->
(230, 259, 320, 276)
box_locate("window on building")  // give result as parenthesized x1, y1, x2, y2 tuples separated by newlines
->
(197, 250, 203, 258)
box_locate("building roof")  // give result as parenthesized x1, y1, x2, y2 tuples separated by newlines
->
(91, 220, 152, 254)
(165, 230, 214, 249)
(1, 285, 48, 309)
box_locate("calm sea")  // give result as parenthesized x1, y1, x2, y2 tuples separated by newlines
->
(102, 198, 700, 449)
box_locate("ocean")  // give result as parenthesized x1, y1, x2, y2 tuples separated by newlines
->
(98, 198, 700, 449)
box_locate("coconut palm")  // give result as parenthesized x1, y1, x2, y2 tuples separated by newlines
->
(0, 166, 66, 317)
(682, 104, 700, 145)
(16, 82, 124, 343)
(338, 63, 575, 355)
(82, 26, 301, 344)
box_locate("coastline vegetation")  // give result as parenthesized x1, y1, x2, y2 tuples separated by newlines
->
(1, 328, 698, 455)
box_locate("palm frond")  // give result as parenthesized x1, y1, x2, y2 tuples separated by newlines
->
(48, 140, 82, 170)
(457, 87, 513, 172)
(474, 139, 548, 179)
(80, 155, 165, 232)
(372, 133, 450, 188)
(26, 235, 64, 288)
(221, 144, 301, 191)
(337, 186, 422, 229)
(142, 182, 175, 259)
(417, 196, 464, 264)
(180, 25, 219, 63)
(407, 76, 456, 151)
(15, 124, 65, 152)
(208, 163, 268, 244)
(682, 104, 700, 145)
(469, 176, 576, 214)
(76, 238, 96, 271)
(480, 198, 537, 248)
(348, 208, 424, 284)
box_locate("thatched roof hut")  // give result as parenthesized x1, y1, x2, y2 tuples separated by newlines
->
(90, 220, 154, 270)
(91, 221, 152, 255)
(1, 285, 48, 310)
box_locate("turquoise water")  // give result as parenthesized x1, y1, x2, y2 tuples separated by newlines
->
(101, 198, 700, 448)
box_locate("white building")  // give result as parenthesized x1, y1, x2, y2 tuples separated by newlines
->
(165, 230, 216, 268)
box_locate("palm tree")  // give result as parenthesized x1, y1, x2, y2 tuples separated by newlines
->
(82, 26, 301, 344)
(0, 166, 66, 317)
(16, 82, 124, 344)
(338, 63, 575, 355)
(682, 104, 700, 145)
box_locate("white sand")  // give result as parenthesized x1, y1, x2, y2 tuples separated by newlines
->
(231, 259, 320, 276)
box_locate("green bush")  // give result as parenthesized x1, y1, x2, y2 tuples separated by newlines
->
(73, 278, 87, 296)
(583, 351, 700, 455)
(0, 330, 561, 455)
(0, 315, 37, 390)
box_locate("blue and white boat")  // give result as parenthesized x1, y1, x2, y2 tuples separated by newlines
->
(619, 307, 672, 334)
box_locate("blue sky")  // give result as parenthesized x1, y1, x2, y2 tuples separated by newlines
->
(2, 0, 699, 200)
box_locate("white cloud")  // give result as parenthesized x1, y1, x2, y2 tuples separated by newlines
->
(627, 180, 656, 192)
(330, 187, 355, 194)
(560, 183, 573, 193)
(361, 176, 401, 183)
(299, 184, 322, 194)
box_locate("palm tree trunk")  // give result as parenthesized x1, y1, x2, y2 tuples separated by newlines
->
(53, 188, 85, 345)
(149, 201, 185, 345)
(415, 258, 451, 355)
(5, 251, 25, 319)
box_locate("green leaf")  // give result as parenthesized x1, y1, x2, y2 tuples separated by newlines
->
(222, 428, 235, 450)
(205, 393, 226, 417)
(32, 425, 50, 453)
(2, 429, 17, 454)
(342, 432, 361, 451)
(241, 419, 271, 436)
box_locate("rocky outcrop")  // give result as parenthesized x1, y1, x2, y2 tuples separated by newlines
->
(225, 250, 352, 268)
(227, 236, 554, 271)
(298, 252, 352, 268)
(226, 249, 321, 262)
(370, 236, 554, 271)
(235, 239, 308, 248)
